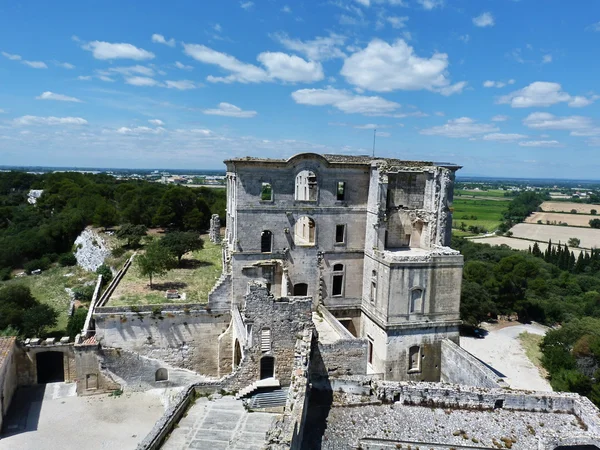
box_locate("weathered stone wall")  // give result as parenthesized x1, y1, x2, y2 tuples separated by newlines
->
(440, 339, 506, 388)
(74, 343, 121, 395)
(310, 336, 368, 385)
(0, 338, 17, 431)
(94, 307, 231, 377)
(15, 343, 76, 385)
(209, 214, 221, 244)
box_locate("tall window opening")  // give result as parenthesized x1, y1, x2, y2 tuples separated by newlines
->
(335, 224, 346, 244)
(261, 230, 273, 253)
(367, 336, 374, 365)
(233, 340, 242, 369)
(332, 263, 344, 296)
(336, 181, 346, 201)
(295, 170, 318, 201)
(294, 216, 316, 245)
(410, 288, 424, 313)
(261, 182, 273, 201)
(370, 270, 377, 304)
(261, 328, 272, 353)
(408, 346, 421, 372)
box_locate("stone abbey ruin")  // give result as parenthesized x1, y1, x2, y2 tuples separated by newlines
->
(2, 153, 600, 449)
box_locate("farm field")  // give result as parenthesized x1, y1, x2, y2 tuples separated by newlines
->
(108, 235, 222, 306)
(525, 212, 598, 227)
(540, 201, 600, 214)
(509, 223, 600, 249)
(455, 189, 508, 198)
(452, 197, 511, 233)
(468, 236, 584, 256)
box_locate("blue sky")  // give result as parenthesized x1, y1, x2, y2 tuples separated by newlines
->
(0, 0, 599, 178)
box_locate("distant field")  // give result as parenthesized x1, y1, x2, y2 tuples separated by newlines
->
(540, 201, 600, 214)
(526, 212, 598, 227)
(452, 197, 510, 232)
(468, 236, 584, 256)
(509, 223, 600, 249)
(455, 189, 508, 199)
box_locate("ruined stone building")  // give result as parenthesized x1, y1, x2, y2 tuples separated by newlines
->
(223, 153, 463, 382)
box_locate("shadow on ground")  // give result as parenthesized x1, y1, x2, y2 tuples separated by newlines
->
(1, 385, 45, 437)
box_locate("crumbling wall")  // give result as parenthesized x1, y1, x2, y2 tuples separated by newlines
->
(209, 214, 221, 244)
(310, 337, 368, 386)
(440, 339, 506, 388)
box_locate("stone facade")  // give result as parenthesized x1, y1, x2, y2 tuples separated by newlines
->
(209, 214, 221, 244)
(223, 153, 463, 382)
(0, 337, 17, 432)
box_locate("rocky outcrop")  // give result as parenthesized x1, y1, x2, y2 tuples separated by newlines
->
(74, 228, 111, 272)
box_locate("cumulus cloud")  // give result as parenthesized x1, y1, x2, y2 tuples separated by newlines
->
(518, 140, 561, 147)
(523, 112, 593, 131)
(116, 126, 164, 135)
(13, 115, 88, 126)
(272, 32, 346, 60)
(82, 41, 155, 60)
(36, 91, 82, 102)
(148, 119, 164, 126)
(183, 43, 323, 84)
(417, 0, 443, 10)
(22, 60, 47, 69)
(491, 115, 509, 122)
(473, 12, 494, 27)
(498, 82, 596, 108)
(419, 117, 498, 138)
(291, 87, 400, 115)
(151, 34, 175, 47)
(125, 76, 160, 86)
(164, 80, 198, 90)
(483, 79, 515, 88)
(340, 39, 465, 95)
(483, 133, 528, 141)
(203, 102, 257, 118)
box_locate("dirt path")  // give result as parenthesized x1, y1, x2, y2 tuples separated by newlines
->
(460, 322, 552, 392)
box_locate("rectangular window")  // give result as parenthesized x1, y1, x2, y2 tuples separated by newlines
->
(367, 337, 373, 364)
(332, 274, 344, 296)
(335, 224, 345, 244)
(336, 181, 346, 201)
(261, 182, 273, 201)
(370, 281, 377, 304)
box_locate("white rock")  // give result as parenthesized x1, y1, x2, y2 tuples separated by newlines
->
(74, 228, 111, 272)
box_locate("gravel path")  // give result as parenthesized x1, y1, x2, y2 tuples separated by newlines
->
(460, 322, 552, 392)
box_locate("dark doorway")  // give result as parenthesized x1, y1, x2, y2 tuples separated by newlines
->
(293, 283, 308, 296)
(261, 230, 272, 253)
(260, 356, 275, 379)
(234, 340, 242, 368)
(36, 352, 64, 384)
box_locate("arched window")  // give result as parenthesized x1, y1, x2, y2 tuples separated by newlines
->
(295, 170, 317, 201)
(155, 368, 168, 381)
(332, 263, 344, 297)
(294, 216, 316, 245)
(408, 346, 420, 372)
(410, 288, 424, 313)
(261, 230, 273, 253)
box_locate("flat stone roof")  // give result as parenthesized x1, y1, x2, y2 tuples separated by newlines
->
(322, 402, 589, 449)
(0, 336, 16, 369)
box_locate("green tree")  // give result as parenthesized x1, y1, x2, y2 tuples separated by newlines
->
(21, 304, 58, 337)
(116, 223, 148, 248)
(67, 307, 88, 339)
(93, 201, 119, 230)
(590, 218, 600, 229)
(96, 264, 113, 284)
(136, 239, 176, 288)
(160, 232, 204, 265)
(0, 284, 38, 331)
(568, 237, 581, 248)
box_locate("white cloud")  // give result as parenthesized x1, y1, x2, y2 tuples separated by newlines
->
(518, 140, 561, 147)
(148, 119, 164, 126)
(164, 80, 198, 90)
(77, 75, 92, 81)
(98, 75, 115, 82)
(354, 123, 390, 129)
(175, 61, 193, 70)
(56, 61, 75, 69)
(458, 34, 470, 43)
(292, 87, 400, 115)
(542, 54, 552, 64)
(2, 51, 21, 61)
(354, 0, 370, 5)
(523, 112, 593, 131)
(183, 43, 323, 84)
(434, 111, 445, 117)
(387, 16, 408, 29)
(473, 12, 494, 27)
(116, 126, 164, 135)
(499, 82, 596, 108)
(417, 0, 443, 10)
(340, 39, 465, 95)
(13, 115, 88, 126)
(106, 65, 155, 77)
(203, 102, 257, 118)
(272, 32, 346, 60)
(82, 41, 155, 60)
(281, 5, 291, 13)
(36, 91, 82, 102)
(483, 80, 509, 88)
(483, 133, 528, 141)
(22, 60, 47, 69)
(256, 52, 324, 83)
(125, 76, 160, 86)
(491, 115, 509, 122)
(420, 117, 498, 138)
(240, 1, 254, 9)
(587, 21, 600, 32)
(151, 34, 175, 47)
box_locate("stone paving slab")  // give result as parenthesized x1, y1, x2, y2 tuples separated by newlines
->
(161, 396, 279, 450)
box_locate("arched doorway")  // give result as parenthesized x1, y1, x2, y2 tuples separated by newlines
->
(260, 356, 275, 379)
(36, 352, 65, 383)
(293, 283, 308, 296)
(233, 339, 242, 368)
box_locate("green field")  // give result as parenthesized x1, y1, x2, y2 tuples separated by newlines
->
(452, 197, 511, 234)
(455, 189, 509, 199)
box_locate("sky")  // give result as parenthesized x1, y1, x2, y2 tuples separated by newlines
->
(0, 0, 599, 178)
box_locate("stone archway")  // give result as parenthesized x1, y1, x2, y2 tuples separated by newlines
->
(36, 351, 65, 383)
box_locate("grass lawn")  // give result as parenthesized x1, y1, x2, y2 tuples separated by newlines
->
(452, 198, 511, 233)
(109, 237, 223, 306)
(1, 265, 97, 332)
(519, 331, 548, 379)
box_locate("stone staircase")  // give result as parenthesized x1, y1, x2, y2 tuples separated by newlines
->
(209, 272, 230, 296)
(246, 387, 289, 410)
(235, 377, 280, 399)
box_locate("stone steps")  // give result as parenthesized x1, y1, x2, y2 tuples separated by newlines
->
(235, 377, 280, 399)
(246, 388, 288, 410)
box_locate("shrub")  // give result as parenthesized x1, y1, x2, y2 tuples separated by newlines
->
(0, 268, 11, 281)
(111, 247, 126, 258)
(58, 253, 77, 267)
(24, 257, 51, 274)
(67, 307, 88, 338)
(72, 285, 95, 302)
(591, 209, 597, 215)
(96, 264, 113, 283)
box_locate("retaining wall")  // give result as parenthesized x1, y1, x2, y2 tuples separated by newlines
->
(440, 339, 507, 388)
